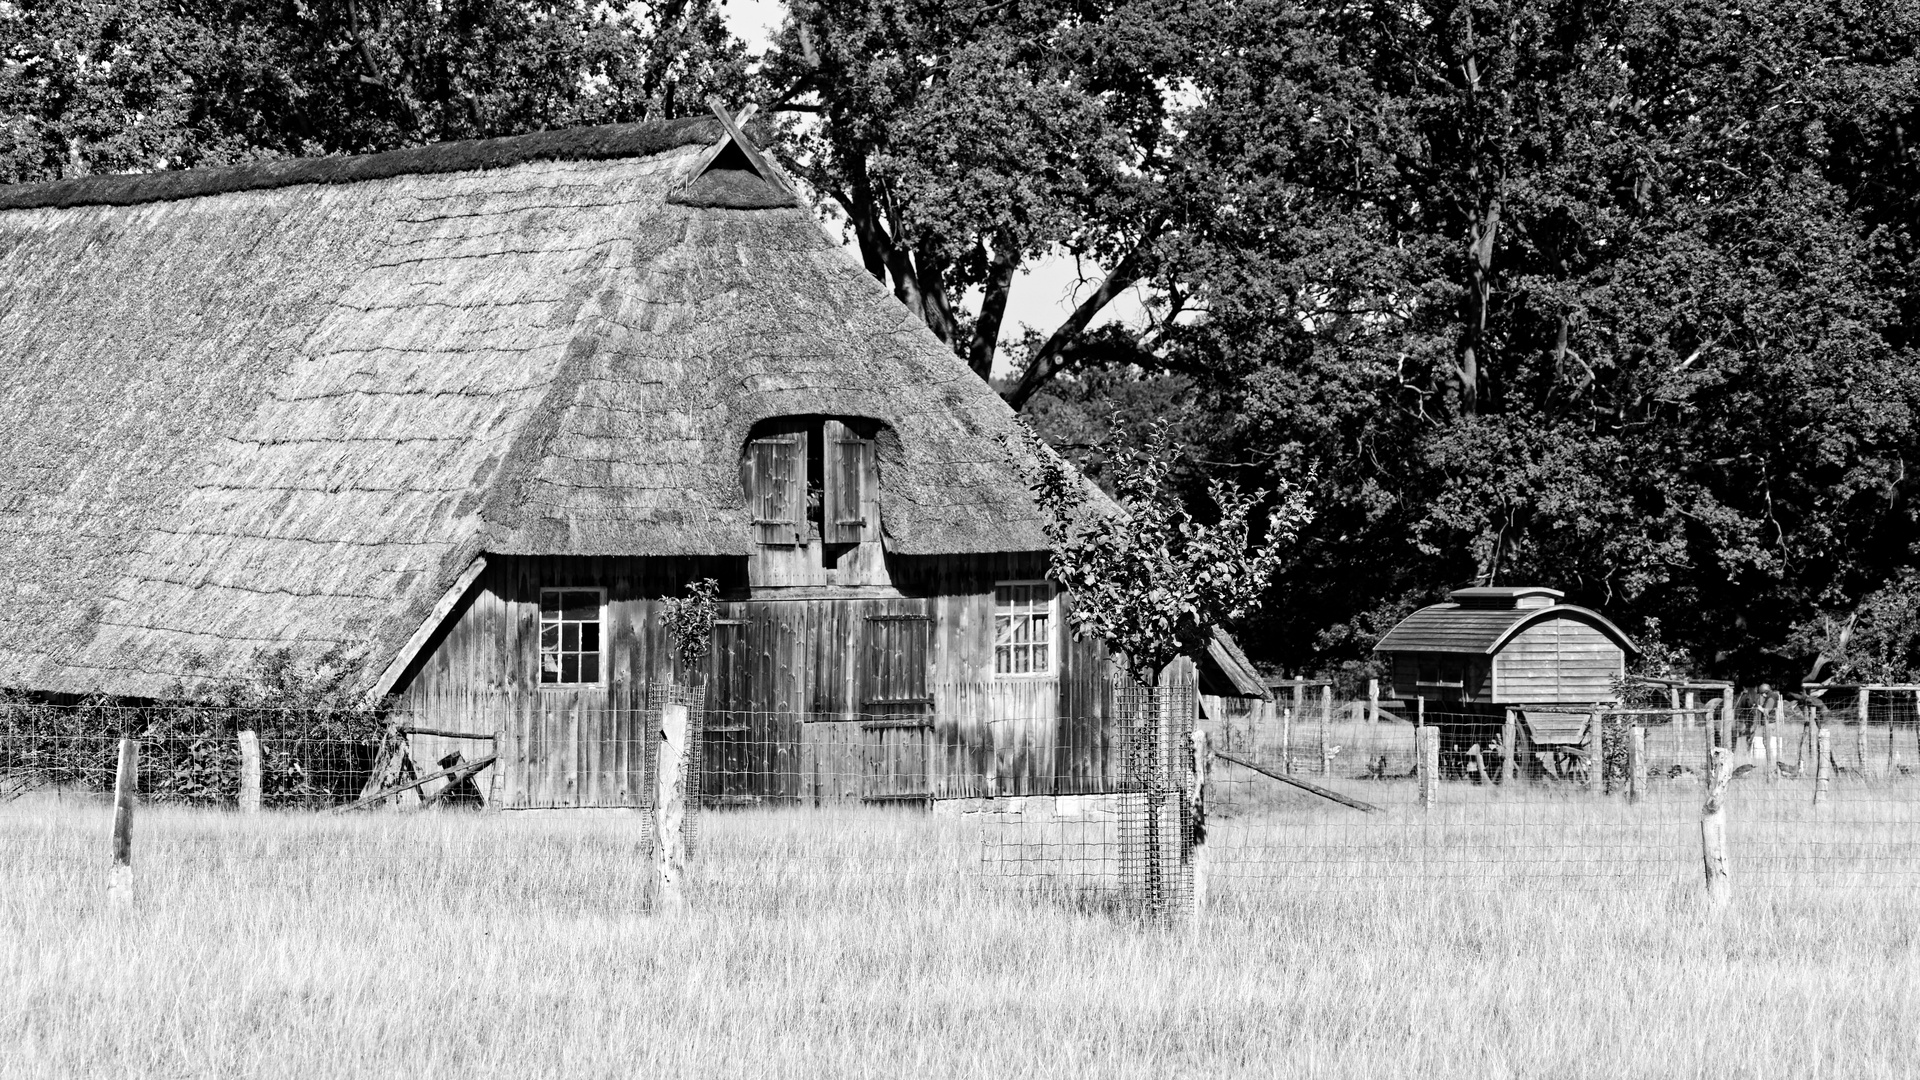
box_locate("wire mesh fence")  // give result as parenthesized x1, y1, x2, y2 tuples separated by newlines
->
(6, 682, 1920, 917)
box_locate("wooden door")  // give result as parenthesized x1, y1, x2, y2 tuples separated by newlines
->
(861, 608, 933, 803)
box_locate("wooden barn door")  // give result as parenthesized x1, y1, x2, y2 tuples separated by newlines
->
(861, 608, 933, 804)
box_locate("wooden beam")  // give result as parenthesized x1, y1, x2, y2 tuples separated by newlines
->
(397, 726, 498, 740)
(335, 755, 496, 814)
(369, 555, 488, 700)
(1214, 749, 1381, 813)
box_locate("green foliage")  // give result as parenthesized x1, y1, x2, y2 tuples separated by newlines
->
(1013, 416, 1312, 685)
(1011, 0, 1920, 683)
(0, 0, 754, 183)
(661, 577, 720, 676)
(0, 648, 384, 805)
(1787, 572, 1920, 684)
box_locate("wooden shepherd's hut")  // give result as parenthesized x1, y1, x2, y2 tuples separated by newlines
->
(1374, 587, 1637, 707)
(0, 112, 1259, 808)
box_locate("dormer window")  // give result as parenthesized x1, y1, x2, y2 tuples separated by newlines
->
(741, 417, 880, 549)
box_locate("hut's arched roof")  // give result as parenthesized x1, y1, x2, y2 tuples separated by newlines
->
(0, 117, 1064, 698)
(1374, 603, 1637, 656)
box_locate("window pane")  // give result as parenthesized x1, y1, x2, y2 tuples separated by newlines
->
(564, 592, 598, 622)
(994, 616, 1014, 646)
(561, 654, 579, 683)
(1031, 612, 1050, 640)
(540, 624, 559, 650)
(580, 654, 600, 684)
(540, 592, 560, 615)
(562, 624, 579, 652)
(1033, 644, 1049, 672)
(994, 584, 1012, 606)
(1013, 646, 1030, 674)
(541, 654, 560, 683)
(995, 647, 1009, 675)
(581, 623, 600, 651)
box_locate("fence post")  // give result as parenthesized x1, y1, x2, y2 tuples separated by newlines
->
(1720, 687, 1734, 752)
(1189, 728, 1210, 926)
(1280, 685, 1295, 775)
(109, 736, 137, 905)
(1587, 710, 1605, 794)
(655, 702, 689, 914)
(1765, 695, 1782, 782)
(1700, 746, 1731, 913)
(1416, 726, 1439, 810)
(237, 729, 262, 813)
(485, 728, 507, 810)
(1501, 709, 1517, 786)
(1814, 726, 1832, 805)
(1857, 687, 1874, 781)
(1290, 680, 1305, 774)
(1628, 725, 1645, 804)
(1368, 678, 1380, 726)
(1318, 684, 1332, 777)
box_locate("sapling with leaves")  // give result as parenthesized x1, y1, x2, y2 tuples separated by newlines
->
(1012, 417, 1313, 687)
(661, 577, 721, 682)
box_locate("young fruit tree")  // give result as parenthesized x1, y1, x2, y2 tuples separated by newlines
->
(1012, 418, 1313, 686)
(660, 577, 720, 680)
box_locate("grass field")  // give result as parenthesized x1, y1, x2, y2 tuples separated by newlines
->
(4, 791, 1917, 1079)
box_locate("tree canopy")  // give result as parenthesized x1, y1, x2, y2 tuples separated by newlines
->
(764, 0, 1920, 684)
(6, 0, 1920, 683)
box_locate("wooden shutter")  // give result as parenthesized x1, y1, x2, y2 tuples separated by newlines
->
(862, 613, 932, 709)
(742, 431, 806, 545)
(822, 420, 873, 545)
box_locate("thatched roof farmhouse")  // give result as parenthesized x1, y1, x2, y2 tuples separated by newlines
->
(0, 112, 1257, 804)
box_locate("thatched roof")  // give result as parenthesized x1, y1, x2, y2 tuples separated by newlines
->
(0, 117, 1057, 698)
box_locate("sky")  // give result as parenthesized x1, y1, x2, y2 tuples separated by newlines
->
(718, 0, 1148, 378)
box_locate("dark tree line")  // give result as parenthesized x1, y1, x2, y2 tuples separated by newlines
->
(7, 0, 1920, 681)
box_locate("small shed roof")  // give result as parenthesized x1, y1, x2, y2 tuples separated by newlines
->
(1373, 593, 1637, 656)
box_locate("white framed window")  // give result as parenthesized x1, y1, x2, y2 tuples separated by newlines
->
(993, 580, 1055, 676)
(539, 588, 605, 686)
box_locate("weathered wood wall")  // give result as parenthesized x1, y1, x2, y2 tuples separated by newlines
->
(1492, 618, 1624, 704)
(393, 553, 1123, 807)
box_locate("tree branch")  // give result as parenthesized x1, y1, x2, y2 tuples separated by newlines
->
(1003, 223, 1166, 410)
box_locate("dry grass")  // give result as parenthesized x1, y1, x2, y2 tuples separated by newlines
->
(3, 791, 1917, 1079)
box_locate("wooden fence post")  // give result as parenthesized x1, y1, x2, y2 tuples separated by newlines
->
(1318, 684, 1332, 777)
(1501, 709, 1518, 786)
(1857, 687, 1874, 781)
(1290, 680, 1305, 774)
(483, 728, 506, 809)
(1416, 726, 1439, 810)
(655, 702, 689, 914)
(1814, 726, 1832, 805)
(1368, 678, 1380, 726)
(1279, 686, 1294, 775)
(1587, 710, 1605, 794)
(1190, 728, 1210, 926)
(1720, 687, 1734, 752)
(1765, 695, 1782, 782)
(1700, 746, 1731, 913)
(1628, 725, 1645, 804)
(109, 736, 137, 904)
(237, 729, 262, 813)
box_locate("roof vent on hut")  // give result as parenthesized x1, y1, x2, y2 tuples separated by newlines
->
(1446, 586, 1563, 611)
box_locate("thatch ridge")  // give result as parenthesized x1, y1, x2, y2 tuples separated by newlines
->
(0, 116, 720, 211)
